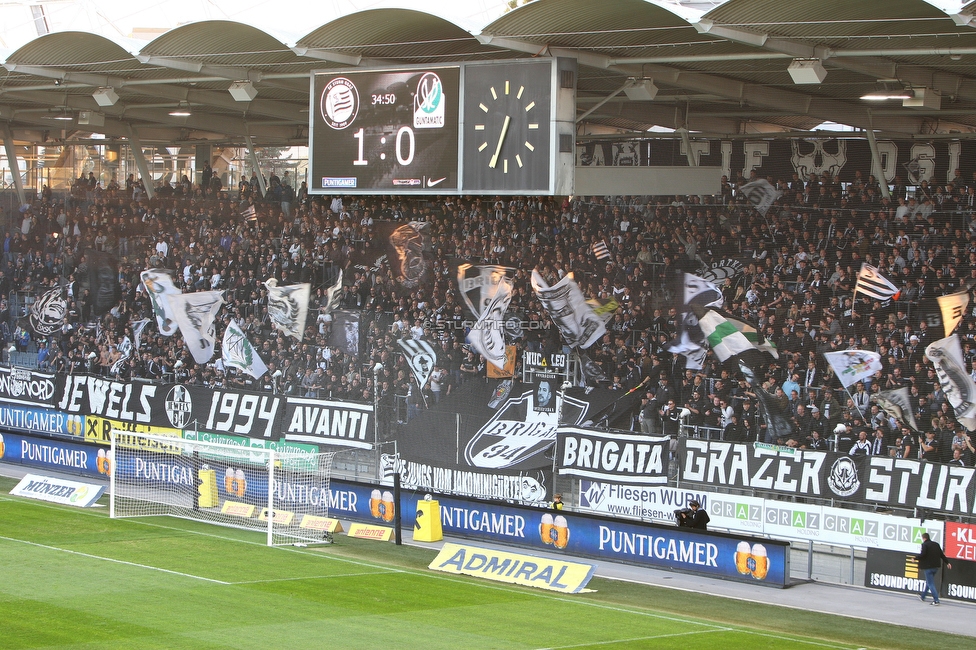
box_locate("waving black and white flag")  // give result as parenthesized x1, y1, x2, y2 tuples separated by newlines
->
(738, 179, 781, 216)
(854, 263, 901, 301)
(323, 269, 343, 316)
(399, 338, 437, 388)
(591, 240, 611, 260)
(937, 289, 970, 337)
(140, 269, 181, 336)
(468, 273, 515, 370)
(222, 319, 268, 379)
(130, 319, 150, 354)
(29, 287, 67, 336)
(871, 387, 919, 432)
(925, 335, 976, 431)
(457, 264, 516, 319)
(531, 270, 605, 349)
(170, 291, 224, 364)
(265, 279, 310, 341)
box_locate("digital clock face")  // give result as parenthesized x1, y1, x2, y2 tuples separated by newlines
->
(309, 67, 460, 193)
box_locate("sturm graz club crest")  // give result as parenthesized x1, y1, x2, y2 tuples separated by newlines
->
(827, 456, 861, 498)
(464, 389, 589, 470)
(165, 385, 193, 428)
(29, 287, 67, 336)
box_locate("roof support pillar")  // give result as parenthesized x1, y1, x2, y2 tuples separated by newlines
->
(679, 128, 698, 167)
(244, 133, 267, 198)
(2, 124, 27, 207)
(126, 127, 155, 201)
(864, 129, 890, 200)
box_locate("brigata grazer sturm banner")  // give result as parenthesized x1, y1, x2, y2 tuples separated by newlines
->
(679, 439, 976, 516)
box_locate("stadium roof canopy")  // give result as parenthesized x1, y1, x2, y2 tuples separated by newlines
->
(3, 0, 976, 145)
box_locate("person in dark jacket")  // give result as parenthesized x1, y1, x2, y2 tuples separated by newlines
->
(676, 500, 710, 530)
(917, 532, 951, 605)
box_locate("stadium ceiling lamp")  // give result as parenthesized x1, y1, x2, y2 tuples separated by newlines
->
(623, 79, 658, 101)
(903, 88, 941, 110)
(228, 81, 257, 102)
(92, 87, 119, 107)
(49, 108, 73, 120)
(168, 102, 192, 117)
(787, 59, 827, 85)
(859, 91, 912, 100)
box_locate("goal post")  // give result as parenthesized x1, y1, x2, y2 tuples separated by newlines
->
(109, 430, 340, 546)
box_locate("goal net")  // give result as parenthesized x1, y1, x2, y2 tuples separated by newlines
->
(109, 431, 340, 546)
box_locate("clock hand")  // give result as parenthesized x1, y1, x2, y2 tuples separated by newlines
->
(488, 115, 511, 169)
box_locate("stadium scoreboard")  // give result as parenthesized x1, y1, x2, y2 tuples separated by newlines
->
(309, 59, 576, 195)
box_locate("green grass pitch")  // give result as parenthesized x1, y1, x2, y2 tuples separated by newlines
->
(0, 476, 968, 649)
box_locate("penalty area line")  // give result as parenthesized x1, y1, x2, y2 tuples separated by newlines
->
(230, 571, 397, 585)
(537, 627, 729, 649)
(0, 535, 230, 585)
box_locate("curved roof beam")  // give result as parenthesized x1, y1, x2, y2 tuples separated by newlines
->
(476, 32, 921, 134)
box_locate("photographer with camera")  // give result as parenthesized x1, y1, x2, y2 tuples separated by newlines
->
(674, 500, 709, 530)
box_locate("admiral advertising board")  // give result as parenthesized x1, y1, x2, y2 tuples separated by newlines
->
(679, 439, 976, 517)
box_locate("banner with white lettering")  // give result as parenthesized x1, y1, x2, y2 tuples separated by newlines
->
(0, 366, 58, 407)
(556, 427, 669, 485)
(678, 438, 976, 517)
(281, 397, 374, 450)
(578, 481, 942, 553)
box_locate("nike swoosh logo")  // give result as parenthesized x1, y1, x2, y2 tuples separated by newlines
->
(427, 177, 447, 187)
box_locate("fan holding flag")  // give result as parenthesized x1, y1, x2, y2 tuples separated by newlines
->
(853, 263, 901, 302)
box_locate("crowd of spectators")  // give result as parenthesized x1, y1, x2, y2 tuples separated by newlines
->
(3, 157, 976, 466)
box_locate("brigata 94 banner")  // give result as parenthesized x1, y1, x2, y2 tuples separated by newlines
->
(679, 439, 976, 516)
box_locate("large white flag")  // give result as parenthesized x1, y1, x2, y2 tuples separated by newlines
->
(937, 289, 970, 337)
(171, 291, 225, 364)
(738, 179, 781, 216)
(854, 264, 900, 301)
(222, 319, 268, 379)
(925, 335, 976, 431)
(140, 269, 181, 336)
(682, 273, 724, 309)
(467, 274, 514, 370)
(265, 279, 310, 341)
(531, 270, 605, 349)
(823, 349, 883, 388)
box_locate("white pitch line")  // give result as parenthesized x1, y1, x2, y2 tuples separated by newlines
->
(230, 571, 395, 585)
(0, 535, 230, 585)
(537, 628, 728, 649)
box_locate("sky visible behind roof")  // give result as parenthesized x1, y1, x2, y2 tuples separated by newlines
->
(0, 0, 967, 54)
